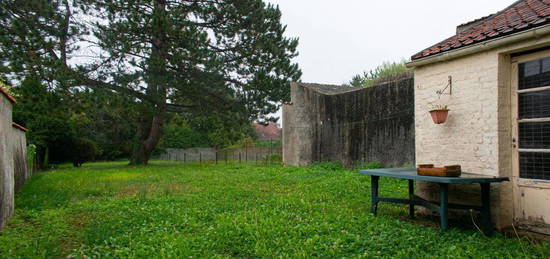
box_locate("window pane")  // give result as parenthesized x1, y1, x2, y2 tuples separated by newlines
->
(519, 59, 550, 90)
(519, 121, 550, 149)
(522, 60, 540, 77)
(518, 89, 550, 119)
(542, 57, 550, 73)
(519, 152, 550, 180)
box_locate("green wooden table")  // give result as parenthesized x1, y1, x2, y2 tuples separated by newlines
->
(358, 168, 509, 236)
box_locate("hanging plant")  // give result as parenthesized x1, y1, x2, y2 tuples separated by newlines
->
(428, 104, 449, 124)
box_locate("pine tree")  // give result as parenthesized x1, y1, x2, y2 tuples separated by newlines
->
(0, 0, 301, 164)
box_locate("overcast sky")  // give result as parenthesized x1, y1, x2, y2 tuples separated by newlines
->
(264, 0, 513, 85)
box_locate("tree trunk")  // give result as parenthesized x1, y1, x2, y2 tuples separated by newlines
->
(129, 0, 168, 166)
(130, 114, 164, 165)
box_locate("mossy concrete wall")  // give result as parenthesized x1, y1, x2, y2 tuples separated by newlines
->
(0, 90, 15, 230)
(0, 89, 28, 230)
(283, 75, 415, 167)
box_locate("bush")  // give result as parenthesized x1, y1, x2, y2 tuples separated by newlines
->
(26, 144, 36, 173)
(349, 60, 409, 87)
(161, 120, 209, 149)
(356, 162, 385, 169)
(70, 138, 98, 167)
(265, 154, 282, 165)
(254, 140, 282, 147)
(311, 161, 343, 171)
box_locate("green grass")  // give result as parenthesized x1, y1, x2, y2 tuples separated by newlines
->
(0, 161, 548, 258)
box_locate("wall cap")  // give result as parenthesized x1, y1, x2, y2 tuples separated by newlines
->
(12, 122, 28, 132)
(0, 86, 16, 104)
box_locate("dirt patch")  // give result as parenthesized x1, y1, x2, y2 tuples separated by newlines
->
(59, 212, 90, 256)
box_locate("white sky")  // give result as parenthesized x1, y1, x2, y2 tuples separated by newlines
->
(264, 0, 513, 85)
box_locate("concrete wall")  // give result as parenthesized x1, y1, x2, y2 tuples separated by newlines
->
(0, 88, 29, 230)
(13, 129, 28, 193)
(0, 90, 15, 230)
(413, 34, 550, 230)
(283, 75, 415, 168)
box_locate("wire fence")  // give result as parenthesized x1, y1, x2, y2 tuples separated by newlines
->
(157, 146, 283, 165)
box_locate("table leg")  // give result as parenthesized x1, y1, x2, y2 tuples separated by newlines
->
(480, 183, 494, 236)
(408, 180, 414, 218)
(439, 183, 449, 231)
(371, 176, 379, 215)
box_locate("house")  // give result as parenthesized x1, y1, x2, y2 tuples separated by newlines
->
(407, 0, 550, 234)
(0, 86, 28, 230)
(253, 122, 282, 141)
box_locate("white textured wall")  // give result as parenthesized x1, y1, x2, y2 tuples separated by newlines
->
(412, 36, 550, 229)
(414, 51, 500, 175)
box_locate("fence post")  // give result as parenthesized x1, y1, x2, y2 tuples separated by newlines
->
(225, 151, 228, 164)
(200, 153, 202, 163)
(239, 153, 242, 163)
(256, 153, 258, 165)
(215, 151, 218, 164)
(184, 153, 186, 163)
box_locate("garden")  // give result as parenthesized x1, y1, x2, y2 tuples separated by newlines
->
(0, 161, 548, 258)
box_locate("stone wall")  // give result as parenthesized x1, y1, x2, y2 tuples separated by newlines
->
(283, 74, 415, 167)
(0, 88, 28, 230)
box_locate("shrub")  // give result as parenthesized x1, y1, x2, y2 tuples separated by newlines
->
(356, 162, 385, 169)
(265, 154, 282, 165)
(254, 140, 282, 147)
(349, 60, 409, 87)
(311, 161, 343, 171)
(26, 144, 36, 173)
(70, 138, 98, 167)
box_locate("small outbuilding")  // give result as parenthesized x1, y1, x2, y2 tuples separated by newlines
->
(407, 0, 550, 234)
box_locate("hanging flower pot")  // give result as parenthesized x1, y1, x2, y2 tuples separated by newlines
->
(428, 103, 449, 124)
(429, 109, 449, 124)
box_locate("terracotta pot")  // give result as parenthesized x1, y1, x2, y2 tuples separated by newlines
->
(429, 109, 449, 124)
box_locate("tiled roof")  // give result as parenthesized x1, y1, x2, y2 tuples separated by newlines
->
(411, 0, 550, 60)
(253, 123, 281, 141)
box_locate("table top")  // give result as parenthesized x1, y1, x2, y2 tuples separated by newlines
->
(358, 168, 509, 184)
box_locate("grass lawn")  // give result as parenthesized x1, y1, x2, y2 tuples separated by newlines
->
(0, 161, 548, 258)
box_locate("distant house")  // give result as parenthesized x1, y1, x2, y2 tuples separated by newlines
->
(408, 0, 550, 234)
(252, 122, 281, 141)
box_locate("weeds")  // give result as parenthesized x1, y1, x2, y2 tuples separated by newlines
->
(0, 161, 547, 258)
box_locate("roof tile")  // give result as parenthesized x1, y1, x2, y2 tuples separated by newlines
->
(412, 0, 550, 60)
